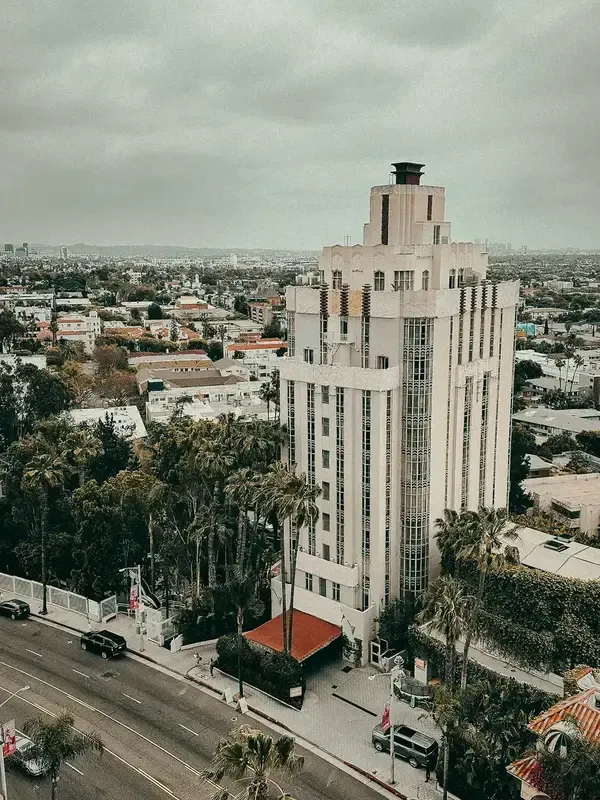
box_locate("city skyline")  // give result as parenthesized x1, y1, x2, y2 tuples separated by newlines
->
(2, 0, 599, 250)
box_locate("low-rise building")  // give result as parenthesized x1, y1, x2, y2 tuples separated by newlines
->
(67, 406, 147, 439)
(500, 525, 600, 580)
(0, 353, 47, 369)
(225, 339, 286, 381)
(513, 407, 600, 437)
(508, 669, 600, 799)
(128, 350, 212, 372)
(523, 472, 600, 536)
(248, 300, 273, 326)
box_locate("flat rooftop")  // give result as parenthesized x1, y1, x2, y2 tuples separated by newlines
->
(501, 525, 600, 581)
(523, 472, 600, 508)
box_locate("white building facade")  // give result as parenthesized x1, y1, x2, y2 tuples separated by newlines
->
(275, 162, 519, 660)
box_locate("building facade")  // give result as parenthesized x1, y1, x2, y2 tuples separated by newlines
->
(275, 162, 519, 660)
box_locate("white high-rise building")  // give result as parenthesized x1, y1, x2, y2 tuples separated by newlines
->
(274, 162, 519, 662)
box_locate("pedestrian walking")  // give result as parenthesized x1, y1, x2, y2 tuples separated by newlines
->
(195, 652, 202, 668)
(209, 658, 215, 677)
(425, 763, 431, 783)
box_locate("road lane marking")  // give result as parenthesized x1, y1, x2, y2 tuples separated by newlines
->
(0, 661, 216, 786)
(25, 648, 43, 658)
(66, 763, 84, 775)
(72, 669, 90, 679)
(139, 768, 178, 797)
(123, 693, 141, 704)
(178, 723, 198, 736)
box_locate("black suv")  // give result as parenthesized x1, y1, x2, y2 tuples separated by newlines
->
(0, 599, 30, 620)
(80, 630, 127, 659)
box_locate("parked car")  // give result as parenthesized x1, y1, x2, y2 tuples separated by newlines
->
(80, 630, 127, 659)
(372, 723, 438, 769)
(10, 734, 46, 776)
(0, 599, 30, 620)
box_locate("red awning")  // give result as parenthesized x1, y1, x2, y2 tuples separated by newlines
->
(245, 611, 341, 663)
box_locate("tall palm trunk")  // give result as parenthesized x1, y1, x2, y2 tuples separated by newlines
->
(195, 536, 201, 598)
(460, 563, 487, 691)
(442, 728, 450, 800)
(40, 491, 49, 615)
(78, 467, 85, 488)
(287, 518, 300, 653)
(148, 513, 155, 593)
(51, 774, 59, 800)
(279, 521, 288, 655)
(445, 639, 455, 690)
(237, 608, 244, 698)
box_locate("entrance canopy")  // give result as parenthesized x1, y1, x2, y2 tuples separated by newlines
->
(245, 611, 341, 663)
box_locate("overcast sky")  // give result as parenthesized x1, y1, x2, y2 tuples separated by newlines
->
(2, 0, 599, 250)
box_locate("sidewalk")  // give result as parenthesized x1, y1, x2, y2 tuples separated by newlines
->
(10, 594, 443, 800)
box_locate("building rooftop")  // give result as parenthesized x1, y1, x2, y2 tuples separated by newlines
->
(501, 524, 600, 580)
(513, 406, 600, 434)
(245, 610, 341, 663)
(523, 473, 600, 510)
(67, 406, 147, 439)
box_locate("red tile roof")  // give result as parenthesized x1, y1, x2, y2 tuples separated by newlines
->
(527, 688, 600, 741)
(506, 755, 538, 783)
(245, 611, 341, 663)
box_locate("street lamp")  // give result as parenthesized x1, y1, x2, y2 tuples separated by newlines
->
(0, 685, 30, 800)
(369, 657, 405, 786)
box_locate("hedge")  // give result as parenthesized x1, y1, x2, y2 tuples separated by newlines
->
(216, 634, 305, 709)
(455, 558, 600, 673)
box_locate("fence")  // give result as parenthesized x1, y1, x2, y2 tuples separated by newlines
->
(146, 607, 176, 645)
(0, 572, 117, 623)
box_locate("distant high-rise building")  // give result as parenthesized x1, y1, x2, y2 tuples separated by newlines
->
(60, 246, 68, 260)
(229, 253, 238, 267)
(278, 162, 519, 662)
(22, 242, 29, 257)
(4, 244, 14, 254)
(521, 245, 528, 255)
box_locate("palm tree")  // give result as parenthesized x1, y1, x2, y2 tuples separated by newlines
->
(569, 353, 585, 394)
(259, 381, 278, 421)
(431, 685, 460, 800)
(225, 564, 265, 699)
(457, 507, 518, 690)
(203, 724, 304, 800)
(49, 314, 58, 347)
(434, 509, 477, 577)
(417, 576, 471, 690)
(217, 324, 228, 351)
(64, 426, 103, 487)
(259, 464, 320, 653)
(22, 451, 71, 615)
(555, 357, 565, 390)
(23, 711, 103, 800)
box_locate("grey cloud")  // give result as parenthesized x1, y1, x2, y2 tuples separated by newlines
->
(0, 0, 599, 248)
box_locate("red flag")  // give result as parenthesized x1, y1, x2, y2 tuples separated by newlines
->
(129, 583, 139, 611)
(381, 702, 390, 732)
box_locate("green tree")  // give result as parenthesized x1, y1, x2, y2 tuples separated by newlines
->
(377, 596, 415, 651)
(509, 423, 535, 513)
(87, 416, 134, 483)
(146, 302, 163, 319)
(22, 451, 71, 614)
(417, 576, 471, 690)
(259, 379, 278, 421)
(0, 309, 24, 352)
(263, 318, 283, 339)
(456, 508, 519, 691)
(258, 464, 320, 654)
(64, 426, 103, 487)
(203, 724, 303, 800)
(223, 565, 265, 699)
(513, 359, 543, 393)
(23, 711, 103, 800)
(576, 429, 600, 458)
(432, 685, 460, 800)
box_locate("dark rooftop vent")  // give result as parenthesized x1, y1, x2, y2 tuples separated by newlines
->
(543, 539, 569, 552)
(391, 162, 425, 185)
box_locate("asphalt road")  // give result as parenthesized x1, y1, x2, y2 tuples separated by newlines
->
(0, 616, 385, 800)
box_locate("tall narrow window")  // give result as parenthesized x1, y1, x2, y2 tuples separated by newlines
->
(427, 194, 433, 221)
(303, 348, 314, 364)
(322, 450, 330, 469)
(381, 194, 389, 245)
(322, 417, 330, 436)
(374, 271, 385, 291)
(332, 582, 340, 602)
(322, 481, 330, 501)
(422, 270, 430, 290)
(433, 225, 441, 245)
(332, 270, 342, 289)
(322, 385, 329, 404)
(319, 578, 327, 597)
(305, 572, 313, 591)
(449, 269, 456, 289)
(322, 512, 330, 531)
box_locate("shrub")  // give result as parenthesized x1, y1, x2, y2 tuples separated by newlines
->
(216, 634, 305, 708)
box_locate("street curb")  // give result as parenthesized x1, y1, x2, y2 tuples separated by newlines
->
(26, 612, 413, 800)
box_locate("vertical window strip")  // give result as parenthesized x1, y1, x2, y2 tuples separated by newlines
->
(307, 383, 316, 555)
(444, 318, 454, 507)
(493, 309, 505, 505)
(479, 374, 489, 507)
(361, 286, 371, 368)
(361, 390, 371, 609)
(381, 194, 389, 245)
(336, 387, 345, 564)
(480, 309, 486, 359)
(400, 318, 433, 596)
(287, 311, 295, 357)
(385, 390, 392, 605)
(287, 381, 295, 467)
(461, 376, 474, 509)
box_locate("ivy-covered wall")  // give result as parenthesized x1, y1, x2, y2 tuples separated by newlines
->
(456, 559, 600, 672)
